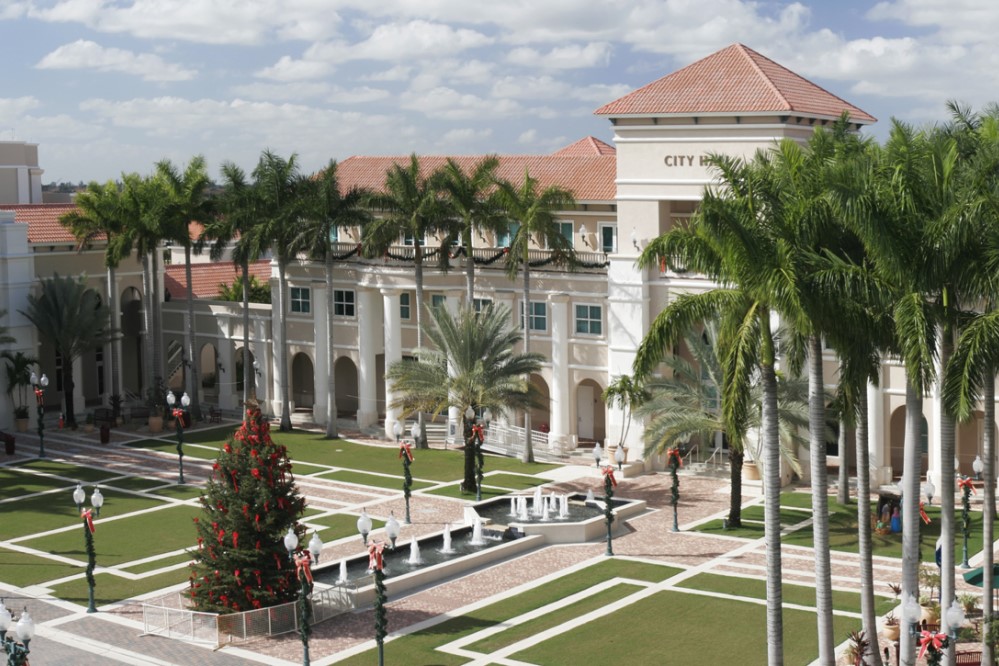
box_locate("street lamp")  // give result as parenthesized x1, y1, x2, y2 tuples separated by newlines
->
(369, 541, 387, 666)
(0, 602, 33, 666)
(466, 406, 485, 502)
(386, 513, 401, 549)
(284, 526, 317, 666)
(393, 420, 403, 443)
(924, 478, 935, 506)
(75, 484, 104, 613)
(410, 422, 420, 448)
(400, 436, 414, 524)
(30, 372, 48, 458)
(165, 392, 190, 484)
(615, 444, 625, 472)
(945, 599, 965, 641)
(593, 442, 603, 468)
(357, 510, 372, 546)
(903, 593, 921, 638)
(974, 455, 985, 480)
(308, 531, 323, 564)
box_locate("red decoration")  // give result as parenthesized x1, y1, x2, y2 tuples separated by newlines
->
(602, 466, 617, 487)
(471, 424, 484, 441)
(251, 468, 261, 480)
(230, 470, 239, 492)
(919, 502, 931, 524)
(172, 408, 185, 426)
(368, 541, 385, 571)
(81, 508, 95, 533)
(232, 531, 239, 548)
(399, 441, 414, 461)
(295, 551, 313, 584)
(34, 388, 43, 405)
(918, 630, 947, 660)
(959, 477, 977, 494)
(666, 447, 683, 467)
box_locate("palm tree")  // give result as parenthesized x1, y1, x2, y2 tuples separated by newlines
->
(494, 170, 575, 463)
(2, 350, 38, 419)
(248, 150, 307, 432)
(364, 155, 450, 449)
(60, 179, 129, 404)
(601, 374, 647, 452)
(20, 274, 108, 428)
(438, 156, 503, 303)
(156, 156, 215, 422)
(387, 304, 544, 491)
(296, 160, 372, 438)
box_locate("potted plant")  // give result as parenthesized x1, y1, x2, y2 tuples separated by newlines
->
(82, 412, 95, 433)
(146, 379, 167, 434)
(920, 595, 941, 626)
(13, 405, 30, 432)
(959, 592, 979, 618)
(109, 394, 123, 425)
(883, 611, 901, 641)
(2, 351, 38, 432)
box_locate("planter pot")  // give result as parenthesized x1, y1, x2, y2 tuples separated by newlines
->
(15, 418, 29, 433)
(148, 415, 164, 434)
(920, 606, 939, 626)
(82, 424, 94, 434)
(3, 438, 13, 455)
(100, 425, 111, 445)
(744, 461, 761, 481)
(883, 623, 900, 641)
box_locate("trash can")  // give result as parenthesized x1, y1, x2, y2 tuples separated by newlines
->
(100, 425, 111, 444)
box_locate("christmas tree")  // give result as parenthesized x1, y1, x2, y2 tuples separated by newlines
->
(188, 402, 306, 613)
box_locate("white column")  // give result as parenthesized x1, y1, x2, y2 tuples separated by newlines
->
(255, 317, 270, 413)
(444, 292, 462, 445)
(382, 289, 402, 439)
(548, 294, 570, 444)
(217, 316, 235, 411)
(357, 288, 378, 428)
(312, 285, 328, 424)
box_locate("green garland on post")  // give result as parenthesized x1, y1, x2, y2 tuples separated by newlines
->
(83, 519, 96, 595)
(400, 441, 414, 524)
(959, 475, 975, 567)
(602, 466, 616, 556)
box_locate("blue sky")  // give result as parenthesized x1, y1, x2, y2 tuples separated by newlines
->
(2, 0, 998, 183)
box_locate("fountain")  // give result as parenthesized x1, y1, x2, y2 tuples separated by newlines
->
(441, 523, 454, 554)
(470, 517, 487, 546)
(408, 539, 423, 566)
(509, 497, 517, 517)
(337, 559, 348, 585)
(518, 497, 530, 521)
(585, 489, 595, 503)
(533, 487, 544, 515)
(541, 498, 550, 521)
(559, 494, 569, 519)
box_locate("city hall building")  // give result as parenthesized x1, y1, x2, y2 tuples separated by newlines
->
(0, 44, 979, 488)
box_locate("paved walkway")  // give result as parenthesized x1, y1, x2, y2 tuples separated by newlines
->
(0, 421, 974, 665)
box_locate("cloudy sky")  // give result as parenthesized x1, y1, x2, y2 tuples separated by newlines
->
(2, 0, 998, 184)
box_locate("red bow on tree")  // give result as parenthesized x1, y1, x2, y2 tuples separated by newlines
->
(294, 551, 313, 584)
(172, 408, 185, 426)
(399, 441, 413, 462)
(81, 508, 95, 533)
(959, 477, 977, 494)
(917, 630, 948, 660)
(667, 447, 683, 467)
(368, 541, 385, 571)
(602, 466, 617, 487)
(919, 502, 931, 524)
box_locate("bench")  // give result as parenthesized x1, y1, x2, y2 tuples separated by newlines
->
(956, 652, 983, 665)
(94, 408, 115, 428)
(208, 406, 222, 423)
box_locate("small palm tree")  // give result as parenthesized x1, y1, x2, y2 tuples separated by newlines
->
(2, 350, 38, 419)
(387, 304, 544, 492)
(20, 274, 108, 428)
(601, 374, 648, 450)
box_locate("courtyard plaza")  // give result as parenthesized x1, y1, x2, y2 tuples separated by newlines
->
(0, 414, 988, 665)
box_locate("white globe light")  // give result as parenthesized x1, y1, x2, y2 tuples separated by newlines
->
(284, 527, 299, 554)
(72, 483, 85, 507)
(465, 405, 475, 420)
(357, 510, 372, 536)
(386, 513, 401, 543)
(40, 374, 48, 388)
(15, 609, 33, 642)
(593, 443, 603, 461)
(91, 486, 104, 510)
(0, 601, 10, 633)
(974, 456, 985, 474)
(925, 478, 935, 499)
(166, 392, 175, 406)
(29, 372, 37, 385)
(308, 531, 323, 562)
(946, 599, 965, 629)
(903, 594, 921, 624)
(410, 422, 419, 440)
(393, 421, 403, 438)
(181, 393, 191, 408)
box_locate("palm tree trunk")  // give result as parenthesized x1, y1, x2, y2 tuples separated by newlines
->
(760, 328, 784, 666)
(983, 367, 995, 666)
(242, 261, 252, 409)
(106, 265, 119, 402)
(939, 329, 956, 662)
(184, 246, 202, 421)
(278, 259, 292, 431)
(855, 397, 883, 666)
(465, 229, 475, 305)
(900, 381, 923, 666)
(141, 252, 154, 394)
(837, 419, 850, 504)
(325, 250, 338, 439)
(807, 336, 834, 665)
(729, 446, 744, 527)
(414, 241, 427, 449)
(62, 357, 76, 428)
(521, 263, 534, 464)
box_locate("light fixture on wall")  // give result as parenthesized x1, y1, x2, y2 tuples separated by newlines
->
(217, 361, 225, 374)
(578, 223, 591, 248)
(631, 229, 641, 251)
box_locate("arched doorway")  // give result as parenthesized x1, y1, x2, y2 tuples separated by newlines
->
(292, 352, 315, 410)
(334, 356, 359, 417)
(529, 374, 550, 433)
(575, 379, 606, 444)
(889, 406, 928, 478)
(120, 287, 143, 394)
(234, 348, 256, 399)
(166, 339, 184, 391)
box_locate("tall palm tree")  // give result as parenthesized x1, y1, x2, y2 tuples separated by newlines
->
(494, 170, 575, 463)
(387, 304, 544, 491)
(156, 156, 215, 422)
(601, 374, 647, 451)
(20, 274, 108, 428)
(246, 150, 306, 432)
(60, 179, 129, 404)
(296, 160, 372, 438)
(364, 155, 449, 449)
(438, 156, 503, 303)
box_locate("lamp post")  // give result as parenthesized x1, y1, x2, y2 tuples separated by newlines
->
(666, 447, 682, 532)
(400, 437, 413, 524)
(284, 526, 321, 666)
(0, 601, 33, 666)
(602, 466, 616, 556)
(385, 513, 400, 549)
(466, 406, 485, 503)
(166, 392, 190, 484)
(393, 420, 402, 444)
(959, 475, 975, 568)
(410, 422, 419, 449)
(74, 483, 104, 613)
(593, 442, 603, 468)
(945, 599, 965, 641)
(973, 455, 984, 481)
(615, 444, 624, 472)
(903, 593, 920, 638)
(369, 541, 387, 666)
(357, 509, 372, 546)
(30, 372, 48, 458)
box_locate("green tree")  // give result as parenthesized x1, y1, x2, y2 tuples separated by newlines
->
(438, 156, 503, 303)
(494, 170, 575, 463)
(156, 155, 215, 421)
(20, 274, 108, 428)
(296, 160, 372, 439)
(364, 155, 450, 449)
(187, 404, 306, 612)
(601, 374, 647, 450)
(2, 350, 38, 418)
(387, 304, 543, 492)
(217, 275, 271, 304)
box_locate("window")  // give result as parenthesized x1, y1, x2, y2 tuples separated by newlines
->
(574, 304, 602, 335)
(473, 298, 493, 314)
(400, 292, 411, 320)
(599, 224, 617, 253)
(402, 231, 414, 246)
(333, 289, 355, 317)
(431, 294, 446, 311)
(498, 222, 520, 247)
(557, 221, 574, 248)
(520, 301, 547, 332)
(329, 227, 339, 243)
(290, 287, 310, 313)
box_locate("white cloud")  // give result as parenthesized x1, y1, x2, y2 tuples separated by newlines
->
(363, 65, 413, 82)
(506, 42, 612, 70)
(0, 96, 42, 117)
(327, 86, 391, 104)
(36, 39, 196, 81)
(441, 127, 492, 143)
(517, 129, 538, 144)
(229, 81, 333, 101)
(255, 55, 332, 82)
(401, 86, 522, 120)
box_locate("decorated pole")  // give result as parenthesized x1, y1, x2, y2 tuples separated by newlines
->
(472, 423, 485, 503)
(959, 476, 975, 568)
(173, 405, 186, 484)
(294, 550, 314, 666)
(370, 541, 388, 666)
(667, 447, 682, 532)
(602, 466, 617, 556)
(400, 441, 414, 524)
(918, 630, 949, 666)
(82, 507, 98, 612)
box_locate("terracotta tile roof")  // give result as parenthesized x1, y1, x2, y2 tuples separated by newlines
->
(338, 142, 616, 201)
(551, 136, 616, 156)
(0, 204, 80, 244)
(595, 43, 875, 124)
(164, 259, 271, 300)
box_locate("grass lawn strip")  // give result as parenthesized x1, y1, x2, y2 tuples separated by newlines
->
(313, 469, 435, 491)
(101, 476, 174, 493)
(479, 473, 546, 490)
(0, 470, 76, 502)
(423, 484, 516, 501)
(463, 581, 644, 653)
(146, 484, 203, 500)
(8, 458, 122, 483)
(49, 568, 190, 609)
(511, 589, 860, 666)
(334, 559, 679, 666)
(0, 546, 85, 588)
(120, 551, 192, 574)
(4, 489, 166, 541)
(304, 513, 386, 540)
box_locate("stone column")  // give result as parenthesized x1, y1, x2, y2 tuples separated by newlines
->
(312, 284, 328, 424)
(548, 294, 570, 445)
(216, 316, 235, 411)
(382, 288, 402, 439)
(357, 288, 378, 428)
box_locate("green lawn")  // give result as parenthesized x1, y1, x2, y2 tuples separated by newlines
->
(121, 552, 192, 574)
(147, 484, 203, 500)
(480, 473, 547, 491)
(0, 468, 75, 500)
(20, 504, 201, 566)
(692, 518, 766, 539)
(50, 568, 190, 608)
(11, 459, 122, 483)
(101, 476, 177, 493)
(314, 469, 435, 491)
(303, 513, 386, 540)
(2, 489, 166, 539)
(336, 559, 679, 666)
(512, 589, 860, 665)
(124, 438, 220, 460)
(0, 547, 86, 587)
(424, 484, 516, 501)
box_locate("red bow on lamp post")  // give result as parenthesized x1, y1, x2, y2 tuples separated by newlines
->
(919, 501, 931, 524)
(471, 424, 484, 442)
(398, 441, 413, 462)
(368, 541, 385, 571)
(81, 508, 96, 533)
(34, 388, 44, 406)
(666, 447, 683, 468)
(172, 408, 185, 427)
(917, 630, 948, 661)
(602, 466, 618, 487)
(958, 477, 976, 494)
(294, 551, 313, 584)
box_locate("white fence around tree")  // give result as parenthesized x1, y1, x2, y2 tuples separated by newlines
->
(141, 584, 355, 647)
